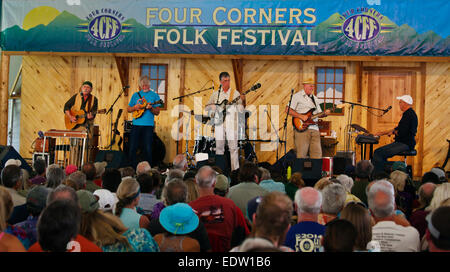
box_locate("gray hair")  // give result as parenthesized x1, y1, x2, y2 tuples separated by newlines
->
(389, 170, 408, 192)
(172, 154, 188, 171)
(68, 171, 86, 190)
(336, 174, 353, 193)
(139, 75, 150, 87)
(426, 183, 450, 212)
(294, 187, 322, 215)
(162, 178, 187, 205)
(195, 166, 217, 188)
(136, 161, 152, 176)
(321, 183, 347, 215)
(368, 179, 395, 218)
(165, 169, 185, 185)
(47, 184, 78, 205)
(259, 167, 271, 181)
(46, 164, 66, 189)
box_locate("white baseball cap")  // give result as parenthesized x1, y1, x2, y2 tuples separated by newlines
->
(5, 159, 21, 167)
(396, 95, 413, 105)
(93, 189, 118, 212)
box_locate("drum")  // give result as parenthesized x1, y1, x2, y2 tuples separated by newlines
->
(193, 136, 215, 156)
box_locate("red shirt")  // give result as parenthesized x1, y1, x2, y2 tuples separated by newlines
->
(189, 195, 249, 252)
(28, 234, 102, 252)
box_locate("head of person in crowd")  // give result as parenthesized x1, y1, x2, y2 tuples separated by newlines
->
(389, 170, 409, 194)
(47, 185, 79, 206)
(172, 154, 188, 172)
(425, 206, 450, 252)
(213, 174, 229, 197)
(368, 180, 396, 219)
(162, 178, 187, 206)
(68, 171, 86, 190)
(430, 167, 446, 184)
(336, 174, 354, 193)
(26, 185, 51, 217)
(314, 177, 332, 191)
(417, 183, 437, 209)
(322, 219, 357, 252)
(0, 186, 13, 231)
(94, 162, 107, 179)
(355, 160, 374, 181)
(238, 162, 261, 184)
(184, 178, 200, 203)
(321, 183, 347, 216)
(426, 183, 450, 212)
(115, 177, 141, 217)
(422, 171, 440, 185)
(340, 202, 372, 251)
(1, 165, 23, 190)
(33, 158, 46, 177)
(93, 189, 117, 213)
(259, 167, 271, 182)
(77, 190, 130, 249)
(252, 192, 293, 247)
(194, 166, 217, 197)
(46, 164, 66, 189)
(165, 169, 185, 185)
(294, 187, 322, 221)
(136, 173, 154, 195)
(65, 164, 78, 176)
(101, 168, 122, 193)
(371, 171, 391, 182)
(37, 199, 81, 252)
(120, 167, 135, 179)
(136, 161, 152, 176)
(81, 163, 96, 181)
(289, 172, 305, 189)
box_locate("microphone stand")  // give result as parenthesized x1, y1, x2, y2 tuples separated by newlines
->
(106, 86, 128, 150)
(282, 89, 295, 157)
(340, 100, 387, 152)
(172, 86, 214, 101)
(266, 107, 281, 162)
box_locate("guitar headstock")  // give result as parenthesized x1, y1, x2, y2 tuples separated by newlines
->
(153, 99, 164, 106)
(249, 83, 261, 92)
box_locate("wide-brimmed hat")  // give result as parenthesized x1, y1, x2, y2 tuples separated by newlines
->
(303, 78, 315, 85)
(159, 203, 199, 235)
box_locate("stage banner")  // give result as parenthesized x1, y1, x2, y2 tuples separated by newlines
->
(1, 0, 449, 56)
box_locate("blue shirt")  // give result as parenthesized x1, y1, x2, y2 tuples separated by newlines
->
(120, 208, 142, 230)
(284, 221, 326, 252)
(102, 228, 159, 252)
(128, 90, 162, 126)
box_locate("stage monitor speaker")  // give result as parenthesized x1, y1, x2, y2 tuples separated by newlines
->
(292, 158, 323, 182)
(95, 150, 126, 169)
(0, 145, 33, 173)
(271, 149, 296, 173)
(333, 151, 355, 175)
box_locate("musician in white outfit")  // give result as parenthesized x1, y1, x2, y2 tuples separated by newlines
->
(205, 72, 246, 171)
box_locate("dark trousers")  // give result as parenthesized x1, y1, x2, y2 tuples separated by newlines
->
(372, 142, 409, 173)
(129, 125, 154, 169)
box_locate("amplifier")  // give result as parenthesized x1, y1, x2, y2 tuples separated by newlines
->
(321, 137, 338, 157)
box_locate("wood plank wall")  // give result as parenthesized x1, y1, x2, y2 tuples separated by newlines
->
(20, 56, 450, 175)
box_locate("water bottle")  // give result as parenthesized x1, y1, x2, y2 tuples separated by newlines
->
(287, 166, 292, 180)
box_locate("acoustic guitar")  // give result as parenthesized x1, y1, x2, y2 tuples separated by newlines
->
(292, 106, 340, 132)
(131, 92, 164, 119)
(65, 108, 106, 130)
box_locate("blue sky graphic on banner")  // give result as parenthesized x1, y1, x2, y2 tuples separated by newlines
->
(1, 0, 449, 56)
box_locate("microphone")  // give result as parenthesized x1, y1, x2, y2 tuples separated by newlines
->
(384, 106, 392, 113)
(122, 85, 130, 89)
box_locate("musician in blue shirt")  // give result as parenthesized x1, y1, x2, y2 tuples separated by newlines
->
(127, 76, 162, 169)
(373, 95, 418, 173)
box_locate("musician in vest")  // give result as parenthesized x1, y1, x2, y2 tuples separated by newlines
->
(127, 75, 162, 169)
(372, 95, 418, 173)
(64, 81, 99, 163)
(286, 78, 330, 159)
(205, 72, 246, 172)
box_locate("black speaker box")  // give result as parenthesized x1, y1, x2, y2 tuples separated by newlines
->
(0, 145, 32, 173)
(271, 149, 297, 172)
(95, 150, 126, 169)
(292, 158, 323, 182)
(333, 151, 355, 175)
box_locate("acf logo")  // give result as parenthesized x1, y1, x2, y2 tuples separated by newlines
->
(89, 14, 121, 41)
(342, 14, 380, 42)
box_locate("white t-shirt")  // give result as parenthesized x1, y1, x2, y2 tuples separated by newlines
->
(206, 87, 243, 126)
(372, 221, 420, 252)
(289, 90, 322, 131)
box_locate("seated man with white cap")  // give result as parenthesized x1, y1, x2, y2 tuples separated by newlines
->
(372, 95, 418, 173)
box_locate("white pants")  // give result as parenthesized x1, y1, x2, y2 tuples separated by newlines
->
(214, 110, 240, 171)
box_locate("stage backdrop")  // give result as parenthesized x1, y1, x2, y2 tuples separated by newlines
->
(1, 0, 449, 56)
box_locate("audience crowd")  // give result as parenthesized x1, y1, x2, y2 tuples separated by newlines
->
(0, 155, 449, 252)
